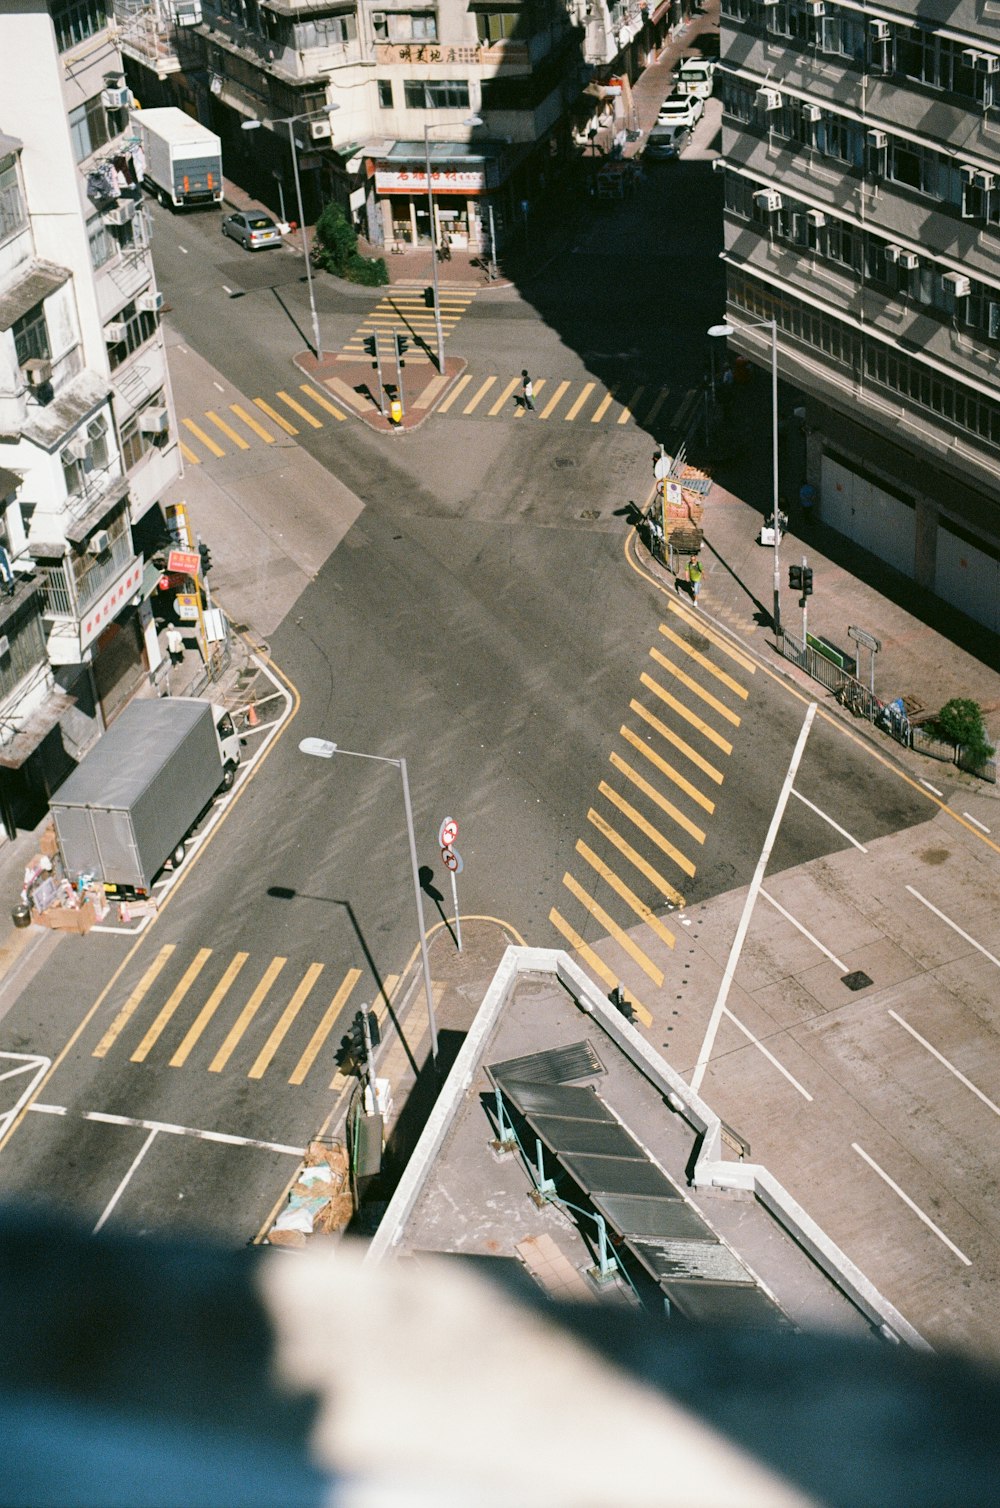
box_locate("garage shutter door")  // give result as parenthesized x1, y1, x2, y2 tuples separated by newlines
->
(820, 456, 915, 578)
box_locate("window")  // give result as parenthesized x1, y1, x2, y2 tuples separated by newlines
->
(0, 154, 27, 244)
(107, 300, 158, 370)
(0, 610, 46, 701)
(293, 14, 355, 47)
(87, 214, 113, 270)
(12, 306, 50, 367)
(476, 11, 519, 44)
(119, 412, 146, 471)
(69, 94, 114, 163)
(51, 0, 110, 52)
(378, 78, 394, 108)
(403, 79, 470, 109)
(375, 10, 438, 40)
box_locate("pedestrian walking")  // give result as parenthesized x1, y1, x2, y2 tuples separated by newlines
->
(166, 624, 184, 666)
(521, 370, 536, 412)
(687, 554, 704, 605)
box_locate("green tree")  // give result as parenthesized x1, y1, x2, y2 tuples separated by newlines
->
(312, 202, 388, 286)
(931, 697, 994, 767)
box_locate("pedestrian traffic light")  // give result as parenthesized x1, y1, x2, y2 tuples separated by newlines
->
(802, 567, 814, 597)
(789, 565, 803, 591)
(363, 334, 377, 358)
(394, 332, 410, 359)
(423, 285, 435, 308)
(366, 1008, 381, 1047)
(198, 541, 212, 575)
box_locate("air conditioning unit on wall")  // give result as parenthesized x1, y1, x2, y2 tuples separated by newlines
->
(310, 119, 333, 141)
(88, 529, 110, 556)
(870, 20, 890, 42)
(103, 201, 135, 226)
(753, 188, 783, 213)
(23, 357, 52, 387)
(897, 251, 919, 271)
(941, 271, 972, 297)
(805, 208, 826, 227)
(105, 321, 129, 343)
(102, 84, 131, 110)
(756, 87, 783, 112)
(139, 406, 170, 434)
(137, 290, 165, 314)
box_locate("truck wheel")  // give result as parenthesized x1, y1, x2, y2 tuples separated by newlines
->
(171, 841, 186, 867)
(221, 765, 236, 791)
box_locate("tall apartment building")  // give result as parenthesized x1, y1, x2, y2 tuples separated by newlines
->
(0, 0, 181, 835)
(718, 1, 1000, 637)
(117, 0, 685, 252)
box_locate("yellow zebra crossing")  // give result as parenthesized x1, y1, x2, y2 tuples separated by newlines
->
(551, 599, 755, 1022)
(338, 282, 478, 364)
(178, 383, 347, 464)
(92, 950, 405, 1090)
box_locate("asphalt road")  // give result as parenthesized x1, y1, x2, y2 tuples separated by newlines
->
(3, 160, 997, 1358)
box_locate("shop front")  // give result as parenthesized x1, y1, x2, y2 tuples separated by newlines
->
(370, 141, 508, 253)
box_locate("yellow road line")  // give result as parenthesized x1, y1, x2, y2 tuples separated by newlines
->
(253, 398, 297, 435)
(588, 808, 686, 908)
(643, 389, 670, 425)
(564, 382, 595, 421)
(131, 948, 213, 1063)
(609, 752, 706, 844)
(515, 378, 545, 417)
(249, 962, 324, 1080)
(298, 383, 346, 421)
(464, 376, 496, 414)
(438, 374, 472, 413)
(231, 403, 275, 443)
(549, 907, 653, 1026)
(658, 623, 750, 699)
(620, 723, 715, 813)
(666, 598, 756, 673)
(599, 781, 697, 878)
(590, 391, 614, 423)
(649, 645, 742, 727)
(93, 945, 175, 1059)
(630, 699, 724, 784)
(640, 672, 733, 755)
(290, 966, 361, 1086)
(179, 441, 200, 465)
(562, 872, 664, 987)
(182, 418, 225, 458)
(277, 390, 323, 428)
(489, 377, 521, 415)
(540, 380, 571, 419)
(210, 957, 286, 1073)
(576, 839, 676, 949)
(170, 952, 249, 1068)
(618, 386, 644, 425)
(205, 410, 250, 450)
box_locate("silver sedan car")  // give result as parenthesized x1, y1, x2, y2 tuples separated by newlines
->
(220, 212, 283, 251)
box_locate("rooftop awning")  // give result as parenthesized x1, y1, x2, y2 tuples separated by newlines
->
(63, 476, 131, 546)
(0, 688, 75, 770)
(0, 261, 70, 333)
(20, 370, 111, 452)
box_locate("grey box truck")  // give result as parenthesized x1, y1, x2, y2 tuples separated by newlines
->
(50, 699, 242, 899)
(132, 107, 223, 209)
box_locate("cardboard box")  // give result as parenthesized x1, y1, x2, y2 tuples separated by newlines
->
(38, 901, 96, 935)
(39, 826, 58, 858)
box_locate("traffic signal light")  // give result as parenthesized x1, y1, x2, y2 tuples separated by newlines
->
(198, 541, 212, 575)
(363, 334, 377, 358)
(394, 332, 410, 359)
(366, 1008, 381, 1047)
(802, 567, 813, 597)
(423, 285, 435, 308)
(789, 565, 803, 591)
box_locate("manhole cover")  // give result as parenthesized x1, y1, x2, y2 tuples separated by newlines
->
(579, 509, 601, 520)
(841, 971, 873, 991)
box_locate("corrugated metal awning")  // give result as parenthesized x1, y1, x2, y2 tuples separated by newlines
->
(0, 260, 70, 332)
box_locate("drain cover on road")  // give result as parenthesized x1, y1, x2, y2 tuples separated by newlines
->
(841, 971, 873, 991)
(579, 509, 601, 519)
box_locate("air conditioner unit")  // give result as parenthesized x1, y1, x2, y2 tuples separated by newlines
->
(172, 0, 202, 24)
(372, 10, 386, 23)
(65, 432, 89, 461)
(310, 119, 333, 141)
(964, 49, 1000, 74)
(102, 85, 131, 110)
(802, 102, 822, 122)
(756, 87, 782, 112)
(139, 406, 170, 434)
(804, 1, 825, 16)
(898, 251, 919, 271)
(942, 271, 971, 297)
(23, 357, 52, 387)
(884, 244, 902, 263)
(105, 321, 129, 343)
(103, 201, 135, 226)
(88, 529, 111, 556)
(867, 128, 888, 148)
(805, 208, 826, 227)
(0, 635, 9, 657)
(975, 169, 996, 190)
(753, 188, 783, 213)
(870, 20, 890, 42)
(137, 290, 165, 314)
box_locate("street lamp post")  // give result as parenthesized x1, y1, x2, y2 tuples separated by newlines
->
(299, 737, 439, 1067)
(708, 316, 782, 636)
(422, 116, 482, 373)
(242, 106, 340, 361)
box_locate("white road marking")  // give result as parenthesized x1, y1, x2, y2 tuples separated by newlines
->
(963, 812, 991, 833)
(760, 889, 849, 974)
(30, 1102, 66, 1115)
(920, 778, 943, 796)
(906, 886, 1000, 970)
(722, 1008, 813, 1101)
(94, 1127, 158, 1234)
(852, 1142, 971, 1266)
(889, 1010, 1000, 1118)
(83, 1108, 303, 1156)
(179, 245, 188, 254)
(790, 787, 867, 852)
(0, 1053, 52, 1142)
(691, 703, 817, 1093)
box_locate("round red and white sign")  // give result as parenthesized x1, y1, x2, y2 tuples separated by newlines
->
(438, 817, 458, 847)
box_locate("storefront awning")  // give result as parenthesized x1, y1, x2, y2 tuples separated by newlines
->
(0, 688, 75, 770)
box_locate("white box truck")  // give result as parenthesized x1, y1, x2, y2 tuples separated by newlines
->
(132, 107, 223, 209)
(50, 699, 242, 899)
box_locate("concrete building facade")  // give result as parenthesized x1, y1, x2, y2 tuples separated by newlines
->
(717, 1, 1000, 636)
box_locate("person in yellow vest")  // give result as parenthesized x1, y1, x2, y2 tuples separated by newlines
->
(687, 553, 704, 605)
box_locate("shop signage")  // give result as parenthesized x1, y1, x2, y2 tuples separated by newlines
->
(79, 560, 143, 651)
(174, 592, 199, 622)
(375, 166, 486, 194)
(167, 549, 201, 577)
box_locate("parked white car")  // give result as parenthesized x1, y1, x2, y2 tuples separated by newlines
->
(675, 58, 717, 100)
(656, 93, 705, 130)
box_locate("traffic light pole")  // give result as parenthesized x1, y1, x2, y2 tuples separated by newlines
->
(800, 555, 808, 646)
(365, 334, 387, 416)
(359, 1006, 377, 1107)
(393, 333, 408, 415)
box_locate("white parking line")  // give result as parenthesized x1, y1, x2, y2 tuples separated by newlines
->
(920, 778, 943, 797)
(27, 1101, 304, 1156)
(691, 703, 817, 1093)
(852, 1142, 971, 1266)
(963, 812, 991, 833)
(790, 787, 867, 852)
(888, 1010, 1000, 1118)
(722, 1008, 813, 1101)
(906, 886, 1000, 970)
(760, 889, 849, 974)
(94, 1127, 158, 1234)
(0, 1053, 52, 1142)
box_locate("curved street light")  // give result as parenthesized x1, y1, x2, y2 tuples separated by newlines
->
(423, 115, 483, 372)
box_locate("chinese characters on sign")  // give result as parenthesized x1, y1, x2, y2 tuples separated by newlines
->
(375, 167, 487, 193)
(375, 43, 481, 63)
